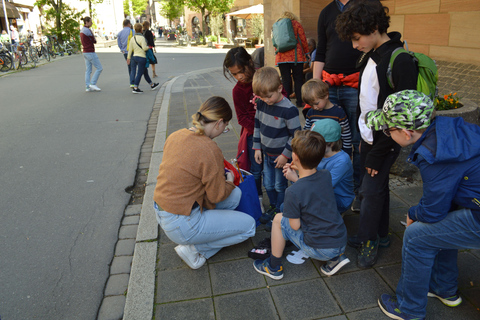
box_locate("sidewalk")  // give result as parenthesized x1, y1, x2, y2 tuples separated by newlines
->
(123, 67, 480, 320)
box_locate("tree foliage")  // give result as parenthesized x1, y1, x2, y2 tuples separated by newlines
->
(35, 0, 84, 45)
(248, 14, 264, 44)
(183, 0, 234, 44)
(209, 14, 223, 44)
(159, 0, 183, 24)
(123, 0, 149, 20)
(80, 0, 104, 18)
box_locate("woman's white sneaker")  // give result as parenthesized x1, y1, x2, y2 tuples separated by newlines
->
(174, 244, 206, 269)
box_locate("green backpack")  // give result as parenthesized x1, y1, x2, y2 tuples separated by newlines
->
(272, 18, 298, 53)
(387, 45, 438, 101)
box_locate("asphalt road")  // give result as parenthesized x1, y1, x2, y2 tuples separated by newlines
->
(0, 46, 229, 320)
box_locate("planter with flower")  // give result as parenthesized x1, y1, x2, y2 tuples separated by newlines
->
(435, 92, 479, 125)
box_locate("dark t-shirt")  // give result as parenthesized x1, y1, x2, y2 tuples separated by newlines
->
(283, 170, 347, 248)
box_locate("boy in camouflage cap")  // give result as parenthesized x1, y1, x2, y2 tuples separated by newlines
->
(367, 90, 480, 320)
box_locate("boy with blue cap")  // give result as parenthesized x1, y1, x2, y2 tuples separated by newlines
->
(366, 90, 480, 320)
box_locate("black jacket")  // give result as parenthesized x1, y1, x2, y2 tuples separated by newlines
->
(357, 32, 418, 170)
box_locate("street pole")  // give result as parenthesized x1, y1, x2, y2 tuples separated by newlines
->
(2, 0, 11, 39)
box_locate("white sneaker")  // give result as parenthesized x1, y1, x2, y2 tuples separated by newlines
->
(174, 244, 206, 269)
(89, 84, 101, 91)
(86, 86, 92, 92)
(286, 250, 310, 264)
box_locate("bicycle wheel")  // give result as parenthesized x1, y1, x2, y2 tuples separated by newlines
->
(28, 47, 37, 68)
(49, 45, 56, 59)
(43, 46, 50, 61)
(0, 53, 13, 72)
(15, 53, 21, 69)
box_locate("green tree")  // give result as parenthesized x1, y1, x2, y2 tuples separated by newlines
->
(209, 14, 223, 44)
(123, 0, 149, 20)
(35, 0, 84, 45)
(159, 0, 183, 25)
(183, 0, 234, 44)
(248, 14, 264, 44)
(80, 0, 104, 18)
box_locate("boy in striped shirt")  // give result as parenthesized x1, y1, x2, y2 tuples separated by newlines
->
(252, 67, 301, 223)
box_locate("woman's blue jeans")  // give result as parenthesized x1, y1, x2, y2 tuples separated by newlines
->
(396, 208, 480, 318)
(83, 52, 103, 87)
(154, 187, 256, 259)
(130, 56, 151, 87)
(263, 154, 288, 211)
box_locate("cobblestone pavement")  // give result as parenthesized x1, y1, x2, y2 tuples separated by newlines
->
(118, 67, 479, 320)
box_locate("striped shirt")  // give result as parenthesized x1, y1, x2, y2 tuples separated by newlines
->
(253, 97, 301, 159)
(303, 104, 352, 156)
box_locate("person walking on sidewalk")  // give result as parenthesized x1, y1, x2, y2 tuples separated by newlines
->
(81, 16, 103, 92)
(117, 19, 134, 87)
(142, 21, 157, 78)
(127, 23, 159, 94)
(366, 90, 480, 320)
(153, 96, 256, 270)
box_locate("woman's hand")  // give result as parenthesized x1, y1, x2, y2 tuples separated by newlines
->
(126, 58, 130, 65)
(225, 169, 234, 183)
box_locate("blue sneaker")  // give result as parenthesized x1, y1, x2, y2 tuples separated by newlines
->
(320, 254, 350, 276)
(378, 294, 425, 320)
(259, 206, 277, 224)
(253, 257, 283, 280)
(427, 291, 462, 307)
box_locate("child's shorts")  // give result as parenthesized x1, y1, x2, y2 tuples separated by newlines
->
(281, 216, 346, 262)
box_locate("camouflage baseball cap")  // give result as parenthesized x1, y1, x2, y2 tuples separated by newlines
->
(366, 90, 434, 131)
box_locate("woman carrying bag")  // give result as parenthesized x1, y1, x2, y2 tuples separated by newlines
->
(153, 96, 256, 269)
(127, 23, 159, 94)
(142, 21, 158, 78)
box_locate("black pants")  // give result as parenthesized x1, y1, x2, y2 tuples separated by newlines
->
(278, 63, 304, 108)
(357, 139, 400, 242)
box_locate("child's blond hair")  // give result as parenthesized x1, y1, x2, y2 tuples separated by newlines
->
(301, 79, 329, 105)
(252, 67, 282, 97)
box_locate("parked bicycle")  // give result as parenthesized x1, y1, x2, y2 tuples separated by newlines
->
(0, 42, 13, 72)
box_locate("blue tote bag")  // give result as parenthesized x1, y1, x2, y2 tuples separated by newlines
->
(235, 174, 262, 226)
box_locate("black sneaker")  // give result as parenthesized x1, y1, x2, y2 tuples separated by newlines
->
(260, 206, 277, 224)
(351, 196, 361, 212)
(151, 83, 160, 90)
(132, 88, 143, 94)
(357, 238, 379, 269)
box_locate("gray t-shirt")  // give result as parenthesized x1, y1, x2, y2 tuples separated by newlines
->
(283, 170, 347, 248)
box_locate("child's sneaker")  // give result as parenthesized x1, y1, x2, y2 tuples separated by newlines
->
(320, 254, 350, 276)
(427, 291, 462, 307)
(253, 257, 283, 280)
(286, 250, 310, 265)
(357, 238, 379, 269)
(259, 206, 277, 224)
(378, 294, 425, 320)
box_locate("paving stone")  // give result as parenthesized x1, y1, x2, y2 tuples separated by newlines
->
(209, 258, 266, 295)
(122, 215, 140, 226)
(325, 269, 393, 312)
(265, 258, 321, 285)
(426, 296, 480, 319)
(375, 233, 403, 267)
(115, 239, 135, 256)
(105, 274, 130, 296)
(118, 225, 138, 239)
(322, 316, 348, 320)
(376, 263, 402, 290)
(156, 267, 211, 303)
(111, 256, 133, 274)
(471, 249, 480, 259)
(389, 192, 410, 209)
(457, 251, 480, 288)
(461, 286, 480, 309)
(97, 295, 126, 320)
(125, 204, 141, 216)
(208, 238, 254, 263)
(214, 289, 278, 320)
(155, 298, 215, 320)
(388, 207, 409, 233)
(270, 279, 341, 319)
(345, 307, 386, 320)
(157, 242, 186, 271)
(391, 186, 424, 207)
(159, 227, 173, 245)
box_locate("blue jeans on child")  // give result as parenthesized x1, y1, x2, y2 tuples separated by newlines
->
(83, 52, 103, 87)
(263, 154, 288, 210)
(130, 56, 151, 87)
(328, 86, 360, 190)
(395, 208, 480, 318)
(154, 187, 256, 259)
(281, 216, 346, 261)
(247, 134, 263, 195)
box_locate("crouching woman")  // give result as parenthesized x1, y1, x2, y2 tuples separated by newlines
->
(153, 96, 256, 269)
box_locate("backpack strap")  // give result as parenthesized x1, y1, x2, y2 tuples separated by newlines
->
(387, 47, 413, 90)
